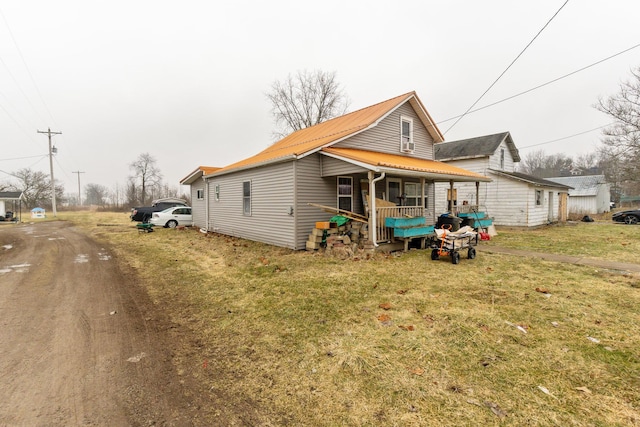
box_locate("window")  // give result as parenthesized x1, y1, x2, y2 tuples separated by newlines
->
(337, 176, 353, 211)
(535, 190, 542, 206)
(196, 189, 204, 200)
(243, 181, 251, 215)
(500, 149, 505, 170)
(404, 182, 420, 206)
(215, 184, 220, 202)
(400, 116, 414, 152)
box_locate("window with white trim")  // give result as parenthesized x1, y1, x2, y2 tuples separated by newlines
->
(242, 181, 251, 215)
(404, 182, 420, 206)
(196, 189, 204, 200)
(400, 116, 414, 152)
(337, 176, 353, 211)
(535, 190, 542, 206)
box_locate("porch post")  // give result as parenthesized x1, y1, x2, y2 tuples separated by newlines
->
(420, 177, 425, 213)
(475, 181, 480, 210)
(369, 171, 385, 247)
(448, 180, 454, 212)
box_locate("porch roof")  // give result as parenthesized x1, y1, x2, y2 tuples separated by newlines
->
(0, 191, 23, 200)
(321, 147, 491, 182)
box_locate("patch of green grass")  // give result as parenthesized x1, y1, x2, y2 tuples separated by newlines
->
(61, 212, 640, 426)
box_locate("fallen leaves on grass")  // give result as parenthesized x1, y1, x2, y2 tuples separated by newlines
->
(409, 367, 424, 376)
(535, 287, 550, 294)
(398, 325, 415, 331)
(379, 302, 392, 310)
(575, 386, 592, 394)
(377, 314, 391, 322)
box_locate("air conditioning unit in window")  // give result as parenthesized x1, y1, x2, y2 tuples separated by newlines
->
(402, 142, 415, 152)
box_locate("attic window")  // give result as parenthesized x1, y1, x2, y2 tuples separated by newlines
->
(500, 149, 505, 170)
(400, 116, 414, 153)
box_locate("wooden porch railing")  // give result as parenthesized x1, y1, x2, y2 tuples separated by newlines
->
(375, 206, 425, 243)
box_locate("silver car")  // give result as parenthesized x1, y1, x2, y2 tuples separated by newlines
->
(149, 206, 193, 228)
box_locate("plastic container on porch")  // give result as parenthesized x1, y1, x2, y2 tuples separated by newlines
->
(437, 213, 461, 231)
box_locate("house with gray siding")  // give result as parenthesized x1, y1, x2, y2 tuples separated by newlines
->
(546, 175, 610, 215)
(185, 92, 490, 250)
(435, 132, 572, 227)
(180, 166, 220, 229)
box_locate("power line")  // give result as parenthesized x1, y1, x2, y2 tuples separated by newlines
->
(443, 0, 570, 135)
(519, 123, 612, 150)
(437, 43, 640, 124)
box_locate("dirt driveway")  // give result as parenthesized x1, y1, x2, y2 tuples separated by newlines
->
(0, 221, 212, 426)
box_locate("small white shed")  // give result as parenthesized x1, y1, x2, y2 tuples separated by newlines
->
(31, 207, 46, 219)
(546, 175, 610, 215)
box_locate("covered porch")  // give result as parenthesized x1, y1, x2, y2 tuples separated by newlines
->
(319, 147, 491, 247)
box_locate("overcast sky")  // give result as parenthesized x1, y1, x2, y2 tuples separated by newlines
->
(0, 1, 638, 199)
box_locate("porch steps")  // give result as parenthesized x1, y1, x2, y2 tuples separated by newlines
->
(385, 216, 436, 251)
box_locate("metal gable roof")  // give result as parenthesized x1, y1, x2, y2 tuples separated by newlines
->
(0, 191, 23, 200)
(206, 92, 445, 177)
(489, 169, 572, 189)
(435, 132, 521, 162)
(180, 166, 220, 184)
(545, 175, 607, 196)
(322, 147, 491, 182)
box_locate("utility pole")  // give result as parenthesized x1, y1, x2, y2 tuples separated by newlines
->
(37, 128, 62, 217)
(72, 171, 85, 206)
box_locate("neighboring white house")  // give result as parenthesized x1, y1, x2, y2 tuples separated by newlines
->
(434, 132, 572, 227)
(0, 191, 23, 221)
(546, 175, 610, 215)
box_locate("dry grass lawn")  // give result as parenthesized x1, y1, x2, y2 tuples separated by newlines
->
(60, 212, 640, 426)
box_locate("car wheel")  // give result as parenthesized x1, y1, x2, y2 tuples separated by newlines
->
(468, 247, 476, 259)
(624, 216, 638, 225)
(166, 220, 178, 228)
(451, 251, 460, 265)
(142, 214, 152, 223)
(431, 249, 440, 260)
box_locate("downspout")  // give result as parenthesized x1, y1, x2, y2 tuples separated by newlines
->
(369, 170, 386, 247)
(204, 176, 210, 232)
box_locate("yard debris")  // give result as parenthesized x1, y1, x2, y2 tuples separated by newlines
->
(535, 287, 550, 294)
(377, 314, 391, 323)
(379, 302, 392, 310)
(397, 289, 408, 295)
(109, 310, 117, 315)
(551, 321, 559, 327)
(537, 385, 558, 400)
(587, 336, 600, 343)
(409, 367, 424, 376)
(484, 401, 507, 418)
(575, 386, 592, 394)
(127, 352, 147, 363)
(466, 398, 483, 407)
(398, 325, 415, 331)
(505, 321, 528, 334)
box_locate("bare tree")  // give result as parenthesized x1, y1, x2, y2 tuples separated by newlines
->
(267, 70, 350, 139)
(595, 66, 640, 183)
(85, 183, 109, 206)
(9, 168, 64, 210)
(519, 150, 573, 178)
(129, 153, 162, 206)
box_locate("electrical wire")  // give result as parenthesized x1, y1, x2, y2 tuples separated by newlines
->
(437, 43, 640, 124)
(443, 0, 570, 135)
(0, 154, 48, 162)
(519, 123, 613, 149)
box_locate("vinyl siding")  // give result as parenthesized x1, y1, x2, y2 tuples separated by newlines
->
(207, 161, 296, 249)
(294, 154, 338, 250)
(190, 178, 207, 229)
(335, 103, 434, 159)
(320, 155, 368, 177)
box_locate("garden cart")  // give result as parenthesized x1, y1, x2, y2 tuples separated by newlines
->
(431, 225, 478, 264)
